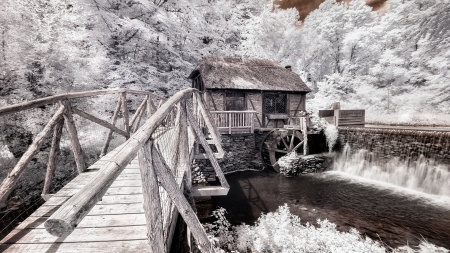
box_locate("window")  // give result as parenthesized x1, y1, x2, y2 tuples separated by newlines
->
(225, 92, 246, 111)
(265, 94, 287, 114)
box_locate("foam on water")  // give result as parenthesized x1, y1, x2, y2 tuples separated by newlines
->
(332, 144, 450, 199)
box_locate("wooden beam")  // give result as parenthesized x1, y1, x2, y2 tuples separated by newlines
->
(44, 88, 199, 237)
(0, 89, 165, 117)
(179, 101, 191, 191)
(146, 95, 153, 118)
(42, 116, 64, 196)
(207, 91, 218, 111)
(132, 104, 146, 133)
(101, 95, 122, 156)
(248, 97, 262, 127)
(195, 93, 223, 146)
(186, 108, 229, 189)
(121, 92, 130, 137)
(72, 107, 129, 137)
(0, 105, 66, 207)
(137, 140, 165, 252)
(130, 98, 147, 130)
(62, 101, 86, 174)
(151, 145, 214, 253)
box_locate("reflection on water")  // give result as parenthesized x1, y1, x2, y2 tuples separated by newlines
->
(211, 170, 450, 249)
(334, 145, 450, 196)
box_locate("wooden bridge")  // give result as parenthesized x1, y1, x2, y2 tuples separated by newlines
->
(0, 88, 230, 252)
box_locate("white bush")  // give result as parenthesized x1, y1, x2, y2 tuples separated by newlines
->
(206, 205, 449, 253)
(235, 204, 385, 253)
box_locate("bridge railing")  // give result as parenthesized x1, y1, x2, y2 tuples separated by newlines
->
(42, 89, 227, 253)
(0, 89, 165, 207)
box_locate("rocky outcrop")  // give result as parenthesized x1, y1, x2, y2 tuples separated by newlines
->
(278, 152, 334, 177)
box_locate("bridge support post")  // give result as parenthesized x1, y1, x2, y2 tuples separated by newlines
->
(61, 100, 86, 173)
(138, 140, 165, 253)
(121, 92, 130, 137)
(42, 116, 64, 196)
(101, 95, 122, 156)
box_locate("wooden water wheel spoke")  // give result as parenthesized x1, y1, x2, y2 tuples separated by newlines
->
(292, 141, 304, 152)
(288, 133, 295, 151)
(268, 148, 289, 154)
(260, 129, 304, 172)
(280, 137, 289, 151)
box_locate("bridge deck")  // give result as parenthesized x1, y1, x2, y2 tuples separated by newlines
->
(0, 151, 151, 252)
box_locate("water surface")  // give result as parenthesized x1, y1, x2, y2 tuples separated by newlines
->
(211, 170, 450, 249)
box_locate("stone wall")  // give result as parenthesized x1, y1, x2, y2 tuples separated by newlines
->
(192, 133, 262, 184)
(337, 127, 450, 165)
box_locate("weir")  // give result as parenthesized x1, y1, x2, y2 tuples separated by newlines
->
(334, 127, 450, 197)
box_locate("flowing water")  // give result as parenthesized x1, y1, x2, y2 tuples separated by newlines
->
(334, 145, 450, 196)
(209, 155, 450, 249)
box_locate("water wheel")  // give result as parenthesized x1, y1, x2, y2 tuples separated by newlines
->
(260, 128, 304, 172)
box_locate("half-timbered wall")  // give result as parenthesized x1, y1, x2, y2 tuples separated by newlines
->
(247, 93, 263, 128)
(289, 94, 306, 116)
(203, 90, 306, 129)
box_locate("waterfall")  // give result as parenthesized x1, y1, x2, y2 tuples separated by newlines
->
(333, 144, 450, 197)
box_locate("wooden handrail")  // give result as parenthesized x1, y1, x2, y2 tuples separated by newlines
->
(0, 88, 164, 116)
(44, 88, 198, 237)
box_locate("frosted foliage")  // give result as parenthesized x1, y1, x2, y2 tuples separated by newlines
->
(235, 204, 386, 253)
(295, 0, 450, 121)
(206, 205, 448, 252)
(324, 124, 338, 152)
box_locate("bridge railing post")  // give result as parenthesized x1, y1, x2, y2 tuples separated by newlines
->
(137, 139, 165, 252)
(101, 95, 122, 156)
(121, 92, 130, 137)
(0, 105, 66, 207)
(42, 116, 64, 197)
(61, 100, 86, 174)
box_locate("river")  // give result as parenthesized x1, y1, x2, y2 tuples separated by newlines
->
(208, 169, 450, 249)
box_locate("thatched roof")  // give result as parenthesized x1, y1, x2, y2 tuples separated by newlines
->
(188, 56, 311, 92)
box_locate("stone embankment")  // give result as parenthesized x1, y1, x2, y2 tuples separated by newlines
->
(192, 133, 263, 184)
(278, 152, 334, 177)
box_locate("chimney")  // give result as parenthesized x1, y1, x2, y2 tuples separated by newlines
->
(285, 65, 292, 71)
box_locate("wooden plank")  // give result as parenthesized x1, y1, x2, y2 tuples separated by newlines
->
(152, 145, 214, 253)
(0, 240, 151, 253)
(2, 226, 148, 244)
(138, 140, 165, 252)
(101, 95, 122, 156)
(42, 194, 144, 207)
(15, 213, 146, 230)
(32, 202, 144, 218)
(0, 105, 66, 207)
(42, 116, 64, 196)
(191, 186, 229, 196)
(62, 101, 86, 174)
(56, 186, 143, 197)
(72, 107, 128, 137)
